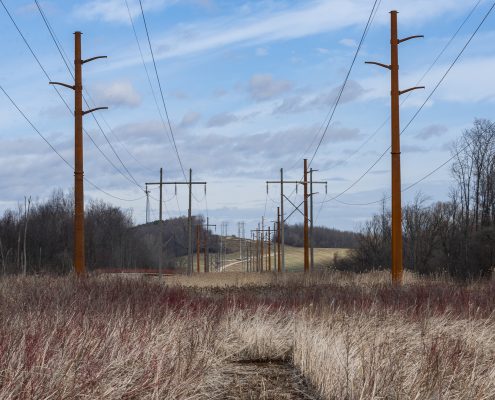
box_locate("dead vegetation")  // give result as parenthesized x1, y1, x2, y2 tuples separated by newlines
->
(0, 272, 494, 399)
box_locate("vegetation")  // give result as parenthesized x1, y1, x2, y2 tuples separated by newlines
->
(337, 119, 495, 280)
(1, 272, 494, 399)
(283, 223, 358, 248)
(0, 190, 213, 274)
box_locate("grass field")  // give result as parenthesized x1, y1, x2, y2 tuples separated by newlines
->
(1, 271, 494, 399)
(180, 239, 349, 273)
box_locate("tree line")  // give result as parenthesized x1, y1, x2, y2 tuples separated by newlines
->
(335, 119, 495, 280)
(283, 224, 358, 249)
(0, 189, 213, 274)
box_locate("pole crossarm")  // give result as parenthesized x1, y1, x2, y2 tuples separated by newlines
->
(146, 181, 207, 185)
(82, 106, 108, 115)
(399, 86, 425, 96)
(365, 61, 391, 70)
(398, 35, 424, 44)
(266, 180, 301, 184)
(49, 81, 75, 90)
(82, 55, 107, 64)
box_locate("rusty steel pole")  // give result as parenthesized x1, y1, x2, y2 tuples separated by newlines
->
(74, 32, 84, 277)
(390, 12, 402, 285)
(303, 159, 309, 272)
(273, 222, 277, 271)
(187, 168, 193, 275)
(277, 207, 281, 272)
(196, 225, 200, 273)
(50, 32, 107, 277)
(267, 226, 271, 271)
(366, 10, 423, 285)
(260, 217, 264, 272)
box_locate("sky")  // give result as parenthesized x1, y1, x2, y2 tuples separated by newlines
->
(0, 0, 494, 234)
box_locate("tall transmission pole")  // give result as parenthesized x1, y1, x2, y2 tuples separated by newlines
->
(196, 224, 201, 273)
(267, 226, 271, 271)
(203, 217, 215, 273)
(309, 169, 327, 271)
(159, 168, 163, 220)
(50, 31, 107, 277)
(277, 206, 281, 272)
(303, 159, 309, 272)
(280, 168, 285, 272)
(366, 10, 424, 285)
(145, 184, 150, 224)
(146, 169, 206, 275)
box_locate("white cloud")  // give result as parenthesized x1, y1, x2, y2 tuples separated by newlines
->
(107, 0, 474, 69)
(92, 81, 141, 108)
(74, 0, 177, 23)
(339, 38, 357, 48)
(179, 111, 201, 128)
(248, 74, 292, 101)
(255, 47, 269, 56)
(207, 112, 238, 127)
(415, 124, 448, 140)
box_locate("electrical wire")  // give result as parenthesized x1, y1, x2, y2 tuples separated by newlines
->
(138, 0, 187, 181)
(34, 0, 145, 190)
(0, 85, 144, 202)
(321, 1, 495, 205)
(340, 0, 482, 166)
(1, 0, 145, 192)
(307, 0, 381, 168)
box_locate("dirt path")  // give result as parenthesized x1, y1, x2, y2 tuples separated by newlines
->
(219, 360, 319, 399)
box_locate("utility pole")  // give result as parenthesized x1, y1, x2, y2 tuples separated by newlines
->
(309, 169, 327, 271)
(267, 162, 326, 273)
(196, 224, 201, 273)
(260, 217, 264, 272)
(147, 170, 206, 275)
(273, 222, 277, 271)
(366, 10, 423, 285)
(303, 159, 309, 273)
(277, 207, 281, 272)
(203, 217, 215, 273)
(266, 169, 301, 272)
(50, 31, 107, 277)
(309, 168, 314, 271)
(252, 227, 272, 272)
(145, 184, 150, 224)
(146, 169, 166, 276)
(267, 226, 271, 271)
(280, 168, 285, 272)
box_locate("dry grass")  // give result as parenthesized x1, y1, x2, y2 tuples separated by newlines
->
(1, 272, 494, 399)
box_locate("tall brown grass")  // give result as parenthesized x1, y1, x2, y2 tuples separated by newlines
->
(1, 272, 494, 399)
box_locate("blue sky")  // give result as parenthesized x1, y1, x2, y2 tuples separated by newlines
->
(0, 0, 494, 233)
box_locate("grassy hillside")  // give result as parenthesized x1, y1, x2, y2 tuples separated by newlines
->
(178, 238, 349, 273)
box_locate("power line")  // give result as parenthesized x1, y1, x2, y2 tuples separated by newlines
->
(282, 0, 381, 205)
(33, 0, 145, 190)
(0, 85, 144, 202)
(321, 1, 495, 204)
(307, 0, 381, 167)
(341, 0, 482, 166)
(138, 0, 187, 181)
(1, 0, 144, 191)
(124, 0, 172, 174)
